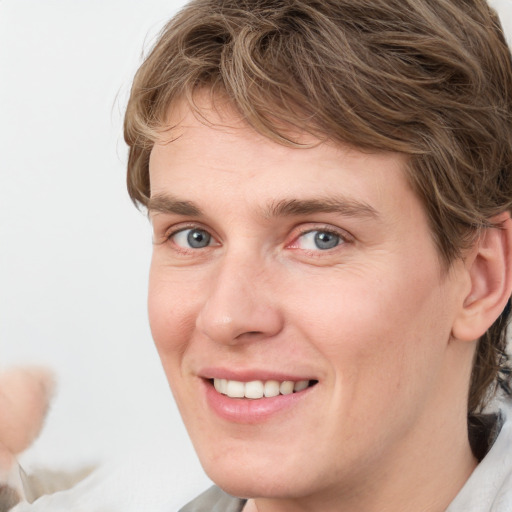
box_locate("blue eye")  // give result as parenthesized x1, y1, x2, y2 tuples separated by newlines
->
(172, 228, 213, 249)
(297, 230, 342, 250)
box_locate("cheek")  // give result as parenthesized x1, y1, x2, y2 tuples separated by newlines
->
(285, 263, 453, 395)
(147, 266, 199, 361)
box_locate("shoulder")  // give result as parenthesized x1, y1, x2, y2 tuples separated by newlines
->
(179, 486, 246, 512)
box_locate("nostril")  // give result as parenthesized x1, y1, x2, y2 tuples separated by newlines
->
(235, 331, 262, 338)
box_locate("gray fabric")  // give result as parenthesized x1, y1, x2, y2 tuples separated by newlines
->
(179, 486, 245, 512)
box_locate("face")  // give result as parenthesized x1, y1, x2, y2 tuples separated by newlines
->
(147, 97, 470, 501)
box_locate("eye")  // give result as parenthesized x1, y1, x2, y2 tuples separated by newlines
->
(294, 229, 343, 251)
(171, 228, 214, 249)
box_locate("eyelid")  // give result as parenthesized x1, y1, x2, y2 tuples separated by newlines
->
(154, 222, 219, 248)
(153, 221, 352, 254)
(286, 224, 354, 250)
(162, 221, 204, 237)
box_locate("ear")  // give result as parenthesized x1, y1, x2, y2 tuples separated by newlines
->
(452, 212, 512, 342)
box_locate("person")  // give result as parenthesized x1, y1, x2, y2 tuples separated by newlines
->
(123, 0, 512, 510)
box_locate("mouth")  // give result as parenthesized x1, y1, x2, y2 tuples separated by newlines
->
(210, 378, 318, 399)
(202, 374, 319, 422)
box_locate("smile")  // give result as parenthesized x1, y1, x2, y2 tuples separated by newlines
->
(212, 378, 316, 399)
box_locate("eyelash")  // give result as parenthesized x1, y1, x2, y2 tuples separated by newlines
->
(161, 223, 352, 254)
(163, 224, 218, 253)
(288, 225, 351, 252)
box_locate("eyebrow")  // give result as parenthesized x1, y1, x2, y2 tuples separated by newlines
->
(148, 194, 203, 216)
(263, 197, 379, 219)
(147, 193, 379, 220)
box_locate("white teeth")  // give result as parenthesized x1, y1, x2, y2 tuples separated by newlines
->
(279, 381, 294, 395)
(226, 380, 245, 398)
(245, 381, 264, 399)
(213, 378, 312, 399)
(294, 380, 309, 392)
(214, 378, 228, 394)
(264, 380, 280, 397)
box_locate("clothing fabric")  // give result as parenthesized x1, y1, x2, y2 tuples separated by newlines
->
(180, 398, 512, 512)
(178, 486, 245, 512)
(446, 397, 512, 512)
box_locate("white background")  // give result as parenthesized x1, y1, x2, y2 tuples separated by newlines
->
(1, 0, 511, 509)
(0, 1, 211, 509)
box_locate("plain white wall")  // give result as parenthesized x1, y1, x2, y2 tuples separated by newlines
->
(0, 0, 212, 506)
(1, 0, 512, 507)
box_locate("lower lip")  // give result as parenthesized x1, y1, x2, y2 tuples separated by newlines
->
(202, 380, 315, 424)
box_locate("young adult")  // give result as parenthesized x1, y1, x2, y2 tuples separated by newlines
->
(124, 1, 512, 510)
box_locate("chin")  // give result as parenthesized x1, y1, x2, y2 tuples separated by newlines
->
(201, 452, 322, 500)
(208, 474, 297, 500)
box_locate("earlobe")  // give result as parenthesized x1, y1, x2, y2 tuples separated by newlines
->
(452, 212, 512, 342)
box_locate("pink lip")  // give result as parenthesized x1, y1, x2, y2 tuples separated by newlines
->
(201, 378, 316, 424)
(199, 367, 315, 382)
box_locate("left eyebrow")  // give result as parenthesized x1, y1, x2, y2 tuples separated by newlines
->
(263, 197, 379, 219)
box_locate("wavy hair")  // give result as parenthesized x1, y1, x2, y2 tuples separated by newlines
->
(124, 0, 512, 442)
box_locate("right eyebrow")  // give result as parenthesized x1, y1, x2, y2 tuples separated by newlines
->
(147, 194, 203, 216)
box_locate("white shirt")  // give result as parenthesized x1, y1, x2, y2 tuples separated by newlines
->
(447, 397, 512, 512)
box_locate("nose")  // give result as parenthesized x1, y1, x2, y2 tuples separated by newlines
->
(195, 254, 284, 345)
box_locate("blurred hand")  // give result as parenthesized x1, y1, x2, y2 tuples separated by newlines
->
(0, 367, 54, 511)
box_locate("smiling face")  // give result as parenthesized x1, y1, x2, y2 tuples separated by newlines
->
(147, 97, 476, 506)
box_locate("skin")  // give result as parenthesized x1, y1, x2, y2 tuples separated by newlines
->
(147, 96, 484, 512)
(0, 367, 54, 506)
(0, 367, 54, 456)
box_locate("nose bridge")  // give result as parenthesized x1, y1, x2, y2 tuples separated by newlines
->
(195, 249, 282, 345)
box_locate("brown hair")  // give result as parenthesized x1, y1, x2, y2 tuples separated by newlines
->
(124, 0, 512, 420)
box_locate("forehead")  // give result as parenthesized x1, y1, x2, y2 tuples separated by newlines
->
(149, 94, 411, 199)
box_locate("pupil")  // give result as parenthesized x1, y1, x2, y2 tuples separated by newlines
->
(187, 229, 210, 248)
(314, 231, 339, 250)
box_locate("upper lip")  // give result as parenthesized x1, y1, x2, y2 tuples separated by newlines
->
(198, 367, 317, 382)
